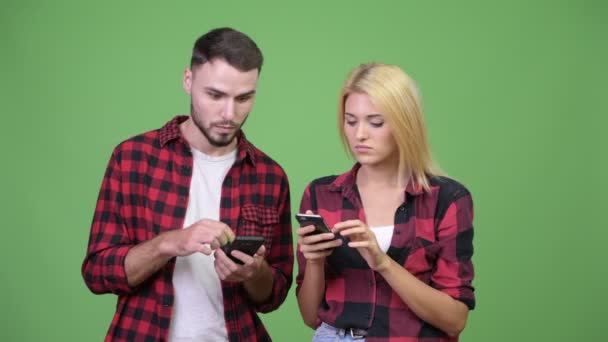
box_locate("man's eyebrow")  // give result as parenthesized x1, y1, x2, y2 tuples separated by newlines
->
(236, 90, 256, 98)
(204, 87, 227, 95)
(203, 87, 256, 98)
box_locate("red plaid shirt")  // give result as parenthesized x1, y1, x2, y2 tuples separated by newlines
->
(82, 116, 293, 342)
(296, 164, 475, 342)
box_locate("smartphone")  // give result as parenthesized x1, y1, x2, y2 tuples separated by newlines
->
(295, 213, 332, 236)
(220, 236, 264, 265)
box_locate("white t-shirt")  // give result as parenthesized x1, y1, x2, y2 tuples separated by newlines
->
(370, 225, 394, 253)
(168, 148, 237, 342)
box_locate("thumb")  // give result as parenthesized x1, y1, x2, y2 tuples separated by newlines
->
(305, 210, 314, 214)
(200, 244, 213, 255)
(255, 245, 266, 257)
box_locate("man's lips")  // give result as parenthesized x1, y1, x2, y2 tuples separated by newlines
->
(214, 124, 237, 132)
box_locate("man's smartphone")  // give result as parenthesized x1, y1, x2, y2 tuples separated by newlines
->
(220, 236, 264, 265)
(295, 213, 332, 236)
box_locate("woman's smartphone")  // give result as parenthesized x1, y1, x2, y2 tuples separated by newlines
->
(295, 213, 332, 236)
(220, 236, 264, 265)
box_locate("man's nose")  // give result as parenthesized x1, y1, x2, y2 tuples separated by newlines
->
(221, 99, 235, 121)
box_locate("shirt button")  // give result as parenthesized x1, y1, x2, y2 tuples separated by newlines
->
(179, 196, 186, 202)
(399, 206, 406, 212)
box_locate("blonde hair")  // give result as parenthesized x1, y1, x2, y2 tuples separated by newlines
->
(338, 62, 443, 191)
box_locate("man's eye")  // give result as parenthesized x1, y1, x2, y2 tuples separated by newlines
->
(236, 96, 251, 103)
(208, 93, 222, 100)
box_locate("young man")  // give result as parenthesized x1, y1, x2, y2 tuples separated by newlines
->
(82, 27, 293, 342)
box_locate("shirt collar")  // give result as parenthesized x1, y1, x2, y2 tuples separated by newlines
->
(328, 163, 424, 197)
(159, 115, 257, 165)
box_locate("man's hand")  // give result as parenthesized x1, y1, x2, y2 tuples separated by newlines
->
(158, 219, 235, 257)
(124, 219, 234, 288)
(214, 245, 267, 282)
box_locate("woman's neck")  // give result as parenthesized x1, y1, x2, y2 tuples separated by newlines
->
(356, 162, 408, 189)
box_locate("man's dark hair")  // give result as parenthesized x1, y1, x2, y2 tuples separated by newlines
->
(190, 27, 263, 72)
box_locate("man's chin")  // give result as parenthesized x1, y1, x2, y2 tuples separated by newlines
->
(208, 134, 237, 147)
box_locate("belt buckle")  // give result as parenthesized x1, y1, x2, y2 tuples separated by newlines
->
(348, 328, 366, 340)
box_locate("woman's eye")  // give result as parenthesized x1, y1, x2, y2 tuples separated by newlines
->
(370, 121, 384, 127)
(346, 120, 357, 126)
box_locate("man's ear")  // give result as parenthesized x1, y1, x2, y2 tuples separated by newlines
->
(183, 68, 193, 95)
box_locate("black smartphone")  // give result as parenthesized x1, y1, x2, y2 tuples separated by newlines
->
(295, 213, 332, 236)
(220, 236, 264, 265)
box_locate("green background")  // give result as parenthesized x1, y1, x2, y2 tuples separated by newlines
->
(2, 0, 606, 341)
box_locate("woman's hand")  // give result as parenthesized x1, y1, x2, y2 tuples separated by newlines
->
(333, 219, 390, 271)
(297, 211, 342, 264)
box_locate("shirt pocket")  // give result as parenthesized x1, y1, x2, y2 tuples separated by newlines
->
(238, 204, 279, 249)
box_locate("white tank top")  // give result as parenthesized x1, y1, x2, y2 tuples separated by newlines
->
(370, 225, 394, 252)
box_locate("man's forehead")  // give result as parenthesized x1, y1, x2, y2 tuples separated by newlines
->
(192, 60, 258, 94)
(193, 59, 259, 78)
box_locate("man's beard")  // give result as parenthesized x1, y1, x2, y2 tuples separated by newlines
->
(191, 107, 247, 147)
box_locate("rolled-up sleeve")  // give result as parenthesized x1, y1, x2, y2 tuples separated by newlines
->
(81, 150, 136, 296)
(431, 192, 476, 310)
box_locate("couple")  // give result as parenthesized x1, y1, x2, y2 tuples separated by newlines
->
(82, 27, 475, 342)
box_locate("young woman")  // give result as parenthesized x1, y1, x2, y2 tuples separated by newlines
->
(296, 63, 475, 341)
